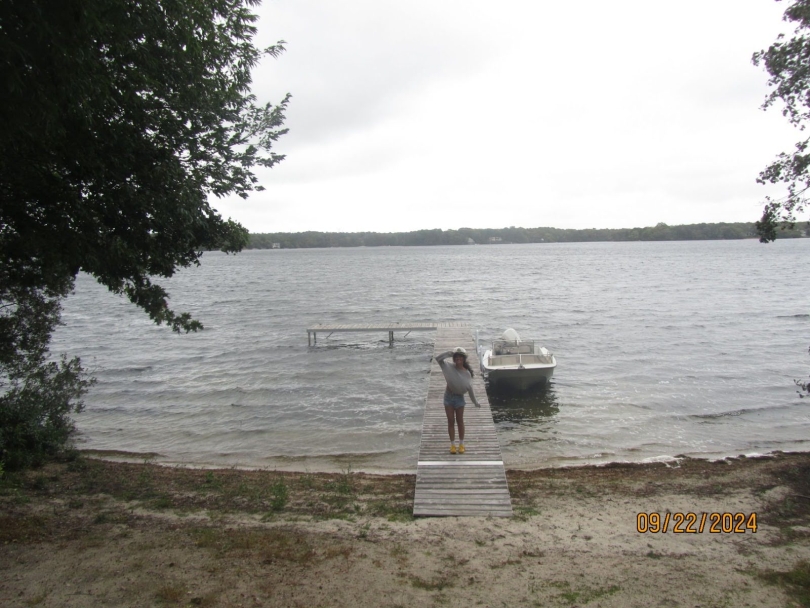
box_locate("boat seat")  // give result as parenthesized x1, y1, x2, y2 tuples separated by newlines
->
(489, 355, 520, 366)
(520, 354, 552, 365)
(494, 345, 533, 356)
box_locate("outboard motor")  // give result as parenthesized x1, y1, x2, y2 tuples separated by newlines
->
(501, 328, 521, 343)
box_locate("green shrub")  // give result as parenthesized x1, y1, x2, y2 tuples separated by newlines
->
(0, 289, 93, 471)
(270, 479, 289, 511)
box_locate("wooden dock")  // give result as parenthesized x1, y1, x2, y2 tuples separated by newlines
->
(307, 321, 512, 517)
(415, 325, 512, 517)
(306, 321, 469, 346)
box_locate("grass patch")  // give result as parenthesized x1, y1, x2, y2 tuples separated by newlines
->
(761, 461, 810, 537)
(0, 459, 422, 527)
(322, 545, 353, 560)
(297, 472, 316, 490)
(410, 573, 454, 591)
(269, 478, 288, 511)
(514, 506, 540, 520)
(324, 465, 355, 495)
(387, 511, 414, 522)
(0, 514, 50, 543)
(186, 592, 220, 607)
(191, 527, 316, 564)
(759, 561, 810, 607)
(23, 590, 48, 606)
(202, 471, 222, 490)
(93, 510, 128, 525)
(390, 544, 408, 558)
(155, 583, 187, 604)
(151, 495, 174, 510)
(192, 528, 219, 549)
(323, 494, 350, 508)
(368, 499, 413, 522)
(545, 580, 621, 605)
(316, 511, 355, 521)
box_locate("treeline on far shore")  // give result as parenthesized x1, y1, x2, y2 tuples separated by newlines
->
(246, 222, 808, 249)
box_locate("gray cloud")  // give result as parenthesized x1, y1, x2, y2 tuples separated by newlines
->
(251, 0, 496, 149)
(213, 0, 803, 233)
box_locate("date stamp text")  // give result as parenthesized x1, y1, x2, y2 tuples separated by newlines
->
(636, 512, 757, 533)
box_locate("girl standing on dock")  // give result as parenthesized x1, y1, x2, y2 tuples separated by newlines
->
(436, 347, 480, 454)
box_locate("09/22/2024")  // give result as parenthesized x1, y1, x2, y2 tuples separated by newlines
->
(636, 512, 757, 534)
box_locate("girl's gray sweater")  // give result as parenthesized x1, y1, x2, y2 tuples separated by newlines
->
(436, 351, 481, 407)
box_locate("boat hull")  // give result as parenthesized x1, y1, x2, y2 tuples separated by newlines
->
(480, 347, 556, 391)
(485, 365, 554, 391)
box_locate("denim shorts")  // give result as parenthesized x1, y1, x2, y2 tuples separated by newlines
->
(443, 390, 465, 408)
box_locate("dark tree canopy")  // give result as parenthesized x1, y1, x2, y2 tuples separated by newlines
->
(1, 0, 289, 330)
(753, 0, 810, 242)
(0, 0, 289, 468)
(754, 0, 810, 398)
(246, 222, 765, 249)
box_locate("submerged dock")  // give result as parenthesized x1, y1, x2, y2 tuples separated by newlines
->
(307, 322, 512, 517)
(306, 321, 470, 346)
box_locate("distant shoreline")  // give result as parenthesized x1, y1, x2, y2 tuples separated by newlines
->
(246, 221, 807, 249)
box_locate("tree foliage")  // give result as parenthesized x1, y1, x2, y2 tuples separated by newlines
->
(753, 0, 810, 242)
(1, 0, 289, 331)
(754, 0, 810, 398)
(0, 0, 289, 468)
(0, 288, 94, 470)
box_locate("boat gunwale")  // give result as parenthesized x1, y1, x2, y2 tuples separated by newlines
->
(480, 349, 556, 372)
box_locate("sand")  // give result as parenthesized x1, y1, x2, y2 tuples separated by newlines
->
(2, 452, 810, 607)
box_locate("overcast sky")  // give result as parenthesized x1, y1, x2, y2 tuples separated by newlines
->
(213, 0, 802, 233)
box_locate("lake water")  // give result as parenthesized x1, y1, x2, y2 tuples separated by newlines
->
(51, 239, 810, 472)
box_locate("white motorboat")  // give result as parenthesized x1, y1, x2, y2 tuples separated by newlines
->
(479, 328, 556, 391)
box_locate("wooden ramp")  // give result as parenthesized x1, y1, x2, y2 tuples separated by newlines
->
(414, 325, 512, 517)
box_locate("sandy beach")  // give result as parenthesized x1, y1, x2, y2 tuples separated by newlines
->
(2, 452, 810, 607)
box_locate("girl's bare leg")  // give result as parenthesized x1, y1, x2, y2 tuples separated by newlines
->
(444, 405, 456, 441)
(456, 407, 465, 442)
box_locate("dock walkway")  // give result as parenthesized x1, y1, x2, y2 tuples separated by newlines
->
(415, 326, 512, 517)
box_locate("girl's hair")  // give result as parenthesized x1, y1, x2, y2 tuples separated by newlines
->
(464, 360, 475, 377)
(454, 354, 475, 377)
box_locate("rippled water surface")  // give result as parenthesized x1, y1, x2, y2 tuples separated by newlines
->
(51, 240, 810, 471)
